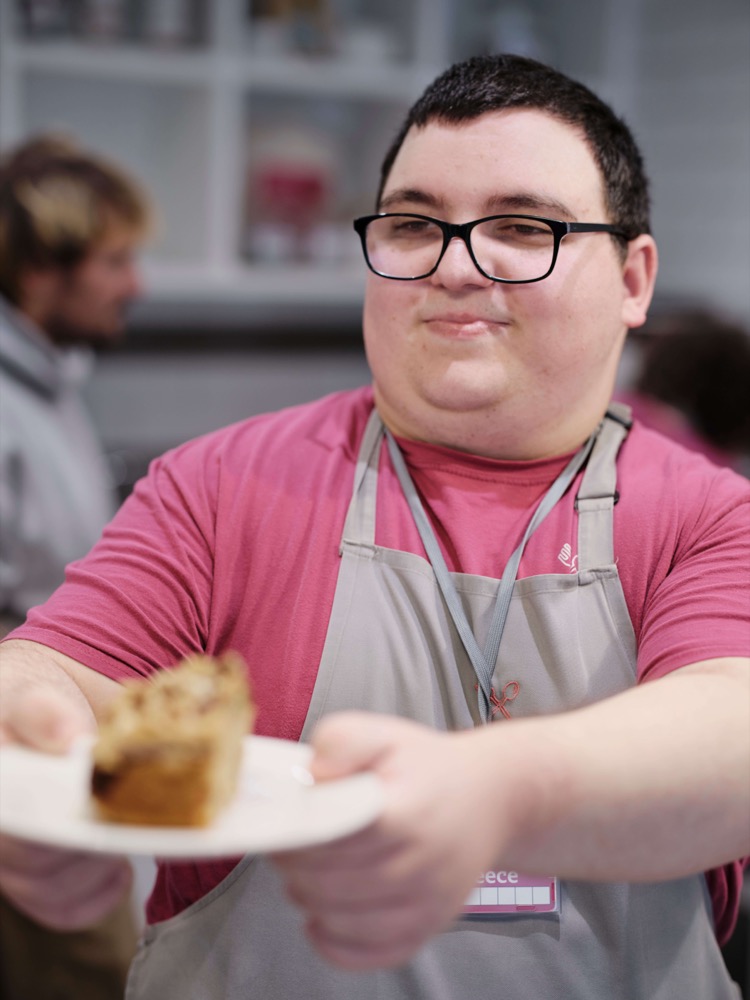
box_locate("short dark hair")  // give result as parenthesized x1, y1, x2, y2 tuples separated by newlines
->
(378, 54, 650, 239)
(0, 133, 152, 305)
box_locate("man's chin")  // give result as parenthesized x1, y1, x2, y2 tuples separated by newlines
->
(92, 327, 127, 351)
(47, 323, 126, 350)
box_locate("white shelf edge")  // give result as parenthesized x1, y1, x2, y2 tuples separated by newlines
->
(141, 261, 367, 305)
(230, 55, 423, 101)
(7, 40, 428, 100)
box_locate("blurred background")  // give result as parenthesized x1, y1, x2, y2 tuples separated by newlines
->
(1, 0, 747, 489)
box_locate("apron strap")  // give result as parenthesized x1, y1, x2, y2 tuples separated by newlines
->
(575, 404, 632, 572)
(339, 408, 383, 552)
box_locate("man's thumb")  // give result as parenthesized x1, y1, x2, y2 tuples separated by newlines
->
(0, 687, 94, 753)
(309, 711, 407, 782)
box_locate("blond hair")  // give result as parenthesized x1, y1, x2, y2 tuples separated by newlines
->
(0, 134, 152, 304)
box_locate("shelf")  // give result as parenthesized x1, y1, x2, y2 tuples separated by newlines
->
(7, 40, 430, 102)
(141, 260, 367, 305)
(0, 0, 436, 318)
(231, 54, 430, 101)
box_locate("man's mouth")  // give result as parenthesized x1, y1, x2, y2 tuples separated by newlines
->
(423, 313, 508, 338)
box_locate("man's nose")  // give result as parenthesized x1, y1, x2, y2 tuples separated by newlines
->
(430, 236, 493, 289)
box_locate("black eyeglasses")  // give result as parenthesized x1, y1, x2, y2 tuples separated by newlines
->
(353, 213, 631, 284)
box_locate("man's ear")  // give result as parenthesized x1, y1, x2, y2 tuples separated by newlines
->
(621, 234, 658, 330)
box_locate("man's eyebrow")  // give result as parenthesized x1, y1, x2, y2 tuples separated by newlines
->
(378, 189, 443, 212)
(483, 193, 575, 218)
(378, 189, 576, 219)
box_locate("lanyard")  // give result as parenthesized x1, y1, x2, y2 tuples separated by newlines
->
(385, 427, 598, 723)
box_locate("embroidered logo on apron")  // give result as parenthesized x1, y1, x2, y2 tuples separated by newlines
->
(474, 681, 521, 719)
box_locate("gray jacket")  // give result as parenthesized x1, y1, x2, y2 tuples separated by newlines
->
(0, 297, 115, 627)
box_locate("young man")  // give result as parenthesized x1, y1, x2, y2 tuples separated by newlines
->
(0, 57, 748, 1000)
(0, 134, 150, 630)
(0, 134, 151, 999)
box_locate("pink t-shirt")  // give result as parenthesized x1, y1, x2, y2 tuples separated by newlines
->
(14, 387, 750, 940)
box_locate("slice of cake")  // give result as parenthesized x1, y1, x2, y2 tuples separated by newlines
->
(91, 653, 254, 827)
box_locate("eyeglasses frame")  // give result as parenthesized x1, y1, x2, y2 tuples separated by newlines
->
(352, 212, 632, 284)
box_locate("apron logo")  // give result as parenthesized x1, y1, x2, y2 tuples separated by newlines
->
(476, 680, 520, 719)
(557, 542, 578, 573)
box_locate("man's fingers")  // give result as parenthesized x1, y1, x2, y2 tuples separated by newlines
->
(0, 838, 133, 930)
(309, 712, 391, 781)
(304, 902, 441, 971)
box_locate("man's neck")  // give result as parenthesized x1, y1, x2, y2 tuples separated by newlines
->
(373, 390, 609, 461)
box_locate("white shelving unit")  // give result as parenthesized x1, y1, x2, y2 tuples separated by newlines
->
(0, 0, 452, 318)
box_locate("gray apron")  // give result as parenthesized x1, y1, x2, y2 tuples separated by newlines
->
(126, 407, 739, 1000)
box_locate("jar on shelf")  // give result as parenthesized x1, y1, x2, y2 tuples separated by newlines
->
(243, 124, 340, 263)
(78, 0, 129, 42)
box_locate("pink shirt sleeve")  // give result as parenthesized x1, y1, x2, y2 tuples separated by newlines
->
(17, 435, 219, 680)
(613, 428, 750, 682)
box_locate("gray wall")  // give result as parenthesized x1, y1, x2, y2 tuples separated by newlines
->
(86, 346, 371, 491)
(636, 0, 749, 323)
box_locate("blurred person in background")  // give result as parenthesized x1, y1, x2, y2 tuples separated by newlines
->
(617, 308, 750, 474)
(0, 134, 151, 1000)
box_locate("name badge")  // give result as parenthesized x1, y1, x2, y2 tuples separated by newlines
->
(463, 871, 560, 917)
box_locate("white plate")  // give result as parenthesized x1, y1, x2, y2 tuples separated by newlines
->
(0, 735, 382, 858)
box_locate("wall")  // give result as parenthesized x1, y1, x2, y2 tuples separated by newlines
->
(635, 0, 750, 324)
(85, 340, 371, 494)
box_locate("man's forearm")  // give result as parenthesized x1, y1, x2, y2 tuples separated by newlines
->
(486, 657, 750, 882)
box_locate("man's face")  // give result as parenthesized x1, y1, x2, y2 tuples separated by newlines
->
(42, 228, 142, 348)
(363, 109, 656, 458)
